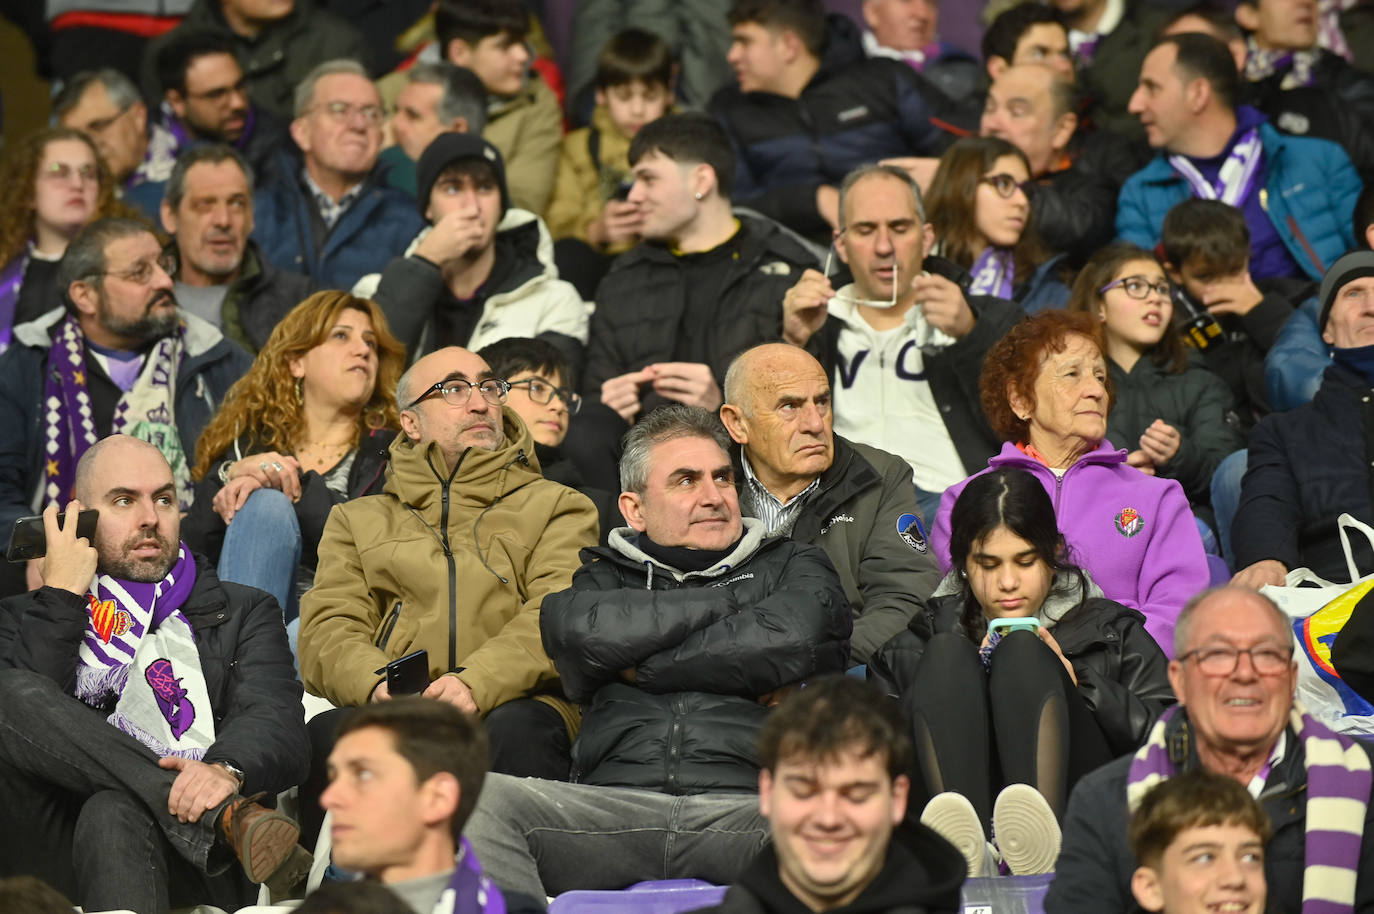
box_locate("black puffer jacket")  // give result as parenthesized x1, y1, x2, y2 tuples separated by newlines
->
(582, 214, 817, 408)
(541, 520, 852, 794)
(709, 14, 954, 239)
(0, 556, 309, 797)
(1235, 362, 1374, 581)
(870, 574, 1174, 756)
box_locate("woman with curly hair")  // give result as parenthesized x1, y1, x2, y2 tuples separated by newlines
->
(871, 468, 1173, 877)
(0, 127, 143, 347)
(925, 136, 1070, 314)
(929, 309, 1209, 655)
(185, 290, 405, 631)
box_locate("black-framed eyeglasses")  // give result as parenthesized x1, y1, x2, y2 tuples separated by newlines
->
(507, 378, 582, 414)
(1178, 645, 1294, 677)
(404, 377, 510, 411)
(980, 173, 1030, 199)
(96, 251, 177, 285)
(1100, 275, 1172, 300)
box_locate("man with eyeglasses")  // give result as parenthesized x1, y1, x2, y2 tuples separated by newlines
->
(1047, 585, 1374, 914)
(299, 345, 598, 823)
(140, 0, 371, 121)
(54, 69, 180, 219)
(0, 218, 252, 597)
(352, 133, 587, 371)
(1117, 33, 1359, 282)
(151, 28, 292, 190)
(252, 59, 425, 290)
(781, 162, 1021, 522)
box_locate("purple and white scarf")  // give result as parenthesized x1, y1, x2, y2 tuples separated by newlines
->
(74, 544, 215, 759)
(433, 838, 508, 914)
(42, 312, 192, 511)
(1168, 126, 1265, 208)
(1244, 38, 1319, 89)
(1127, 703, 1370, 914)
(969, 247, 1015, 300)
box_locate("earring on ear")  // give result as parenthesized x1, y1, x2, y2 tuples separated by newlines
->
(959, 569, 967, 579)
(295, 377, 304, 405)
(694, 191, 704, 200)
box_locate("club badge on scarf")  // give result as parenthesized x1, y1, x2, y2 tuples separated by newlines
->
(75, 544, 216, 758)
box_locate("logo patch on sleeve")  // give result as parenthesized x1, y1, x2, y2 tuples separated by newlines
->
(897, 513, 928, 553)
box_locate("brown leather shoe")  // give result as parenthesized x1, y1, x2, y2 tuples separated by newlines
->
(219, 794, 304, 884)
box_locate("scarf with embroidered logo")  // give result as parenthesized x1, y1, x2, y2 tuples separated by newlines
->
(74, 544, 216, 759)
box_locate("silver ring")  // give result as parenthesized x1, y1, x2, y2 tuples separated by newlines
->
(259, 461, 271, 472)
(271, 461, 284, 472)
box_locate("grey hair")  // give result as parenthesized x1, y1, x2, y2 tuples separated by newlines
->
(57, 217, 155, 294)
(837, 163, 926, 231)
(1173, 586, 1292, 658)
(406, 62, 489, 135)
(619, 404, 732, 494)
(164, 143, 254, 211)
(293, 58, 372, 118)
(54, 68, 143, 120)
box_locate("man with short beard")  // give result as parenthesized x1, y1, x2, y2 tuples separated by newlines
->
(0, 218, 252, 596)
(0, 435, 310, 913)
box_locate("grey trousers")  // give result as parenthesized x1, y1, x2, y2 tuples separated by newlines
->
(0, 667, 246, 913)
(464, 773, 770, 898)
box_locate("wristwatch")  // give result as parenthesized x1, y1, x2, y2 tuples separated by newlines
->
(216, 760, 246, 788)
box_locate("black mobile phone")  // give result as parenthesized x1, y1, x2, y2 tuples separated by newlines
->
(381, 649, 431, 696)
(612, 179, 634, 202)
(7, 509, 99, 563)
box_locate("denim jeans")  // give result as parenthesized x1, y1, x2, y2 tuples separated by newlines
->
(1210, 449, 1248, 572)
(0, 668, 247, 913)
(218, 488, 303, 623)
(464, 773, 769, 898)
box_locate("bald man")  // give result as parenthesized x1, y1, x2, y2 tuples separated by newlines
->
(0, 435, 309, 913)
(719, 344, 938, 664)
(299, 346, 599, 793)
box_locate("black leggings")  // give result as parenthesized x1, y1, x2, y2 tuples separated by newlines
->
(902, 630, 1112, 834)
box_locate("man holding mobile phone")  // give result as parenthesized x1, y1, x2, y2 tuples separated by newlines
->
(0, 435, 310, 912)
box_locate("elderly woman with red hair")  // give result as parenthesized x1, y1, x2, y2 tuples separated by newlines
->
(930, 310, 1209, 655)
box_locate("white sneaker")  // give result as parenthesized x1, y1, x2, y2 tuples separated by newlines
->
(992, 784, 1061, 875)
(920, 791, 994, 878)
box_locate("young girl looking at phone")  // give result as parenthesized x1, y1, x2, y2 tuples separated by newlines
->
(870, 467, 1174, 876)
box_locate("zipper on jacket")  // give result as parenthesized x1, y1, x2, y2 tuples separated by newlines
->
(440, 483, 458, 674)
(376, 601, 402, 650)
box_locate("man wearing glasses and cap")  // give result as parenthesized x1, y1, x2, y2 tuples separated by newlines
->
(299, 345, 598, 801)
(781, 162, 1020, 521)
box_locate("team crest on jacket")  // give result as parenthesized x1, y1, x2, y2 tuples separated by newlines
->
(1114, 507, 1144, 538)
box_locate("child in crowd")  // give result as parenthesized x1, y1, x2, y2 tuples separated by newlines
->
(547, 28, 674, 298)
(1128, 770, 1269, 914)
(436, 0, 563, 214)
(1160, 199, 1308, 433)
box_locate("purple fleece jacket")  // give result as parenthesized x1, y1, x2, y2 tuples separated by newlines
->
(931, 440, 1209, 656)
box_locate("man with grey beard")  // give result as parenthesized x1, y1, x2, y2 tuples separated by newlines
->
(0, 217, 252, 596)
